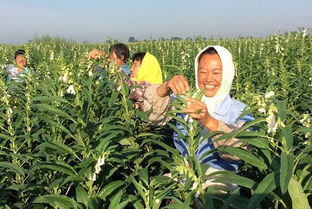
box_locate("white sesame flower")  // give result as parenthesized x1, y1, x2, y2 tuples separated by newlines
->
(49, 51, 54, 61)
(265, 91, 275, 99)
(195, 190, 200, 198)
(60, 71, 69, 83)
(8, 108, 13, 114)
(66, 85, 75, 95)
(88, 173, 96, 181)
(94, 155, 106, 174)
(191, 181, 198, 190)
(299, 115, 307, 125)
(258, 108, 266, 114)
(155, 199, 160, 204)
(266, 113, 278, 133)
(60, 75, 68, 83)
(60, 90, 64, 97)
(301, 28, 308, 38)
(95, 165, 101, 175)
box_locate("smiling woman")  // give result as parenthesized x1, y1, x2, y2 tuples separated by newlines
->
(197, 49, 222, 97)
(137, 45, 254, 172)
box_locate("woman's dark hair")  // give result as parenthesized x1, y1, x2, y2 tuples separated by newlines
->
(109, 43, 129, 62)
(132, 52, 146, 63)
(14, 49, 26, 59)
(198, 47, 218, 62)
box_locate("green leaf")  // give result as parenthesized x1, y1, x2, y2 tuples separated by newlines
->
(247, 173, 277, 209)
(95, 132, 118, 153)
(87, 197, 101, 209)
(0, 161, 25, 176)
(139, 168, 149, 187)
(213, 192, 250, 209)
(6, 184, 28, 191)
(296, 126, 312, 134)
(200, 193, 214, 209)
(76, 186, 88, 206)
(37, 141, 81, 160)
(142, 138, 181, 156)
(221, 188, 241, 209)
(13, 112, 24, 128)
(135, 132, 160, 138)
(32, 103, 76, 122)
(101, 125, 131, 133)
(148, 157, 173, 170)
(31, 95, 71, 105)
(167, 122, 185, 138)
(220, 147, 267, 170)
(276, 100, 287, 122)
(98, 180, 125, 200)
(239, 138, 270, 149)
(62, 175, 85, 185)
(215, 118, 266, 142)
(33, 194, 78, 209)
(238, 118, 266, 133)
(281, 126, 293, 151)
(236, 106, 258, 122)
(168, 115, 188, 127)
(211, 171, 256, 189)
(127, 194, 145, 209)
(108, 191, 129, 209)
(29, 161, 77, 175)
(41, 115, 74, 138)
(288, 177, 311, 209)
(279, 152, 294, 194)
(129, 175, 146, 202)
(135, 110, 148, 121)
(0, 133, 11, 141)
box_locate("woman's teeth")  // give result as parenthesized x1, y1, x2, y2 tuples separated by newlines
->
(205, 85, 215, 89)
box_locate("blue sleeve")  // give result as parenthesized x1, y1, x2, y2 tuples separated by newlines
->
(94, 65, 108, 79)
(121, 65, 130, 76)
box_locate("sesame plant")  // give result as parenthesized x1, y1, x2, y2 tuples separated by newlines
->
(0, 30, 311, 208)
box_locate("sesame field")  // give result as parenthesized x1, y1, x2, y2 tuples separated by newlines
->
(0, 31, 311, 209)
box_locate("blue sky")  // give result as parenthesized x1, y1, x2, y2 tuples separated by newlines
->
(0, 0, 311, 43)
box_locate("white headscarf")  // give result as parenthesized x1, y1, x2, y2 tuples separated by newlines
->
(194, 45, 235, 115)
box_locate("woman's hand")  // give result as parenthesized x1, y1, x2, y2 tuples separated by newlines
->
(156, 75, 190, 97)
(88, 49, 106, 59)
(183, 98, 219, 131)
(167, 75, 190, 94)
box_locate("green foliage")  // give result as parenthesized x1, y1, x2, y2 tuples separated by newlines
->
(0, 31, 311, 208)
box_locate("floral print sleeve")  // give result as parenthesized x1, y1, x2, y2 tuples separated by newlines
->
(125, 78, 171, 125)
(4, 64, 31, 82)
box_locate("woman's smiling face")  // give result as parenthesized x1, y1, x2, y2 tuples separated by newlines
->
(15, 55, 27, 68)
(197, 53, 222, 97)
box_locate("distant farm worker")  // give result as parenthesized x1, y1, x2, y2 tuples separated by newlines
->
(4, 49, 32, 82)
(130, 46, 254, 183)
(88, 43, 130, 76)
(131, 52, 163, 84)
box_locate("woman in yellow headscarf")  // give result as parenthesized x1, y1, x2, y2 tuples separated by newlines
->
(131, 52, 163, 84)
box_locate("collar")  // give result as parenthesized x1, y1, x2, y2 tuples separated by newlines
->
(121, 64, 129, 69)
(213, 95, 232, 116)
